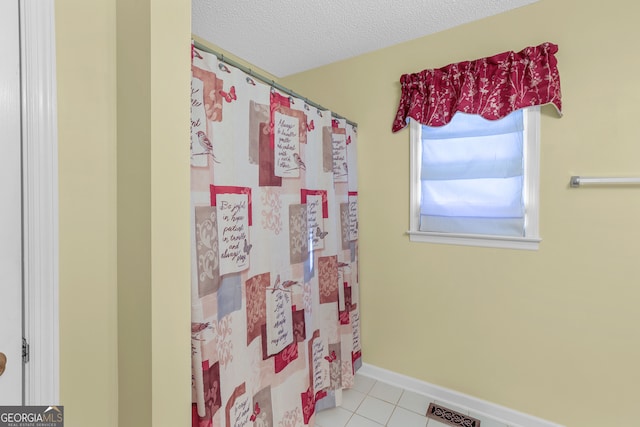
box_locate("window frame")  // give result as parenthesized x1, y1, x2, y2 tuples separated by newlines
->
(407, 106, 541, 250)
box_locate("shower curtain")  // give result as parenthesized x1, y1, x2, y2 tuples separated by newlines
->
(190, 45, 361, 427)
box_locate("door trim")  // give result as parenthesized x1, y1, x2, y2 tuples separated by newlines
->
(20, 0, 59, 405)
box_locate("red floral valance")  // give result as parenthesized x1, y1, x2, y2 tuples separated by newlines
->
(392, 42, 562, 132)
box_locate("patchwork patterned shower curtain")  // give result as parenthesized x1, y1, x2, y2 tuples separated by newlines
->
(190, 45, 361, 427)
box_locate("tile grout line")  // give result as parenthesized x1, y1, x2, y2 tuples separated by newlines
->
(320, 374, 512, 427)
(346, 381, 374, 427)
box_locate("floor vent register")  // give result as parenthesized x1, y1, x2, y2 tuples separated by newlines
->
(426, 402, 481, 427)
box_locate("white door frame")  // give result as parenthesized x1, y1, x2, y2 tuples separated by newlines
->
(0, 0, 23, 404)
(20, 0, 59, 405)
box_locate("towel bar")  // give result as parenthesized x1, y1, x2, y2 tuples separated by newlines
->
(570, 176, 640, 187)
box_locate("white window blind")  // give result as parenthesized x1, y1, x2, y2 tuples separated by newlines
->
(419, 109, 527, 237)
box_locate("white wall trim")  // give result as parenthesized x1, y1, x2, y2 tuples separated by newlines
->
(358, 363, 565, 427)
(20, 0, 60, 405)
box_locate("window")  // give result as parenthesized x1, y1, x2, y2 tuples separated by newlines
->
(408, 107, 541, 250)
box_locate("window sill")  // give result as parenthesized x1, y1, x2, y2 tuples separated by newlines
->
(406, 230, 541, 251)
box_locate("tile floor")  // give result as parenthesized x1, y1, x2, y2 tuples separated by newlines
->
(315, 372, 512, 427)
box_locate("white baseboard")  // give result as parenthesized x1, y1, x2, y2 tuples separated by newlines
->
(358, 363, 565, 427)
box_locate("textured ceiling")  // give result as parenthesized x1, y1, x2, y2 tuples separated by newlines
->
(192, 0, 538, 78)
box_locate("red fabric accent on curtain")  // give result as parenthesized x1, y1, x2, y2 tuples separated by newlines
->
(392, 42, 562, 132)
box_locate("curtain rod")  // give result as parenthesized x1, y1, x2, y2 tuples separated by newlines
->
(570, 176, 640, 187)
(192, 40, 357, 128)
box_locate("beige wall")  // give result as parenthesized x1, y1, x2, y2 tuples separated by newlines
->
(282, 1, 640, 426)
(56, 0, 118, 424)
(56, 0, 190, 426)
(55, 0, 640, 425)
